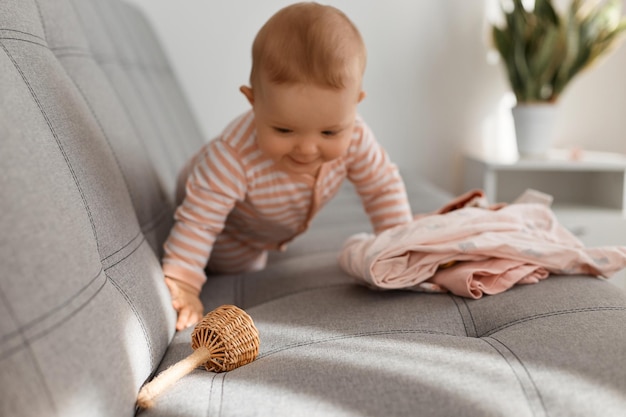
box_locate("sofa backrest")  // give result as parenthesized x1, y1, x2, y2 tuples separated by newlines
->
(0, 0, 203, 415)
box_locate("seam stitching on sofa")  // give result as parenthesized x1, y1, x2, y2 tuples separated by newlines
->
(55, 5, 176, 221)
(93, 56, 170, 72)
(482, 306, 626, 337)
(10, 271, 107, 355)
(52, 46, 88, 56)
(66, 69, 143, 215)
(0, 37, 46, 47)
(89, 0, 169, 126)
(258, 329, 455, 359)
(33, 0, 47, 42)
(481, 338, 531, 403)
(106, 271, 155, 362)
(96, 64, 178, 202)
(70, 2, 158, 292)
(86, 3, 181, 182)
(0, 285, 58, 414)
(100, 238, 156, 365)
(0, 41, 101, 254)
(0, 268, 106, 350)
(141, 205, 171, 234)
(0, 28, 45, 41)
(0, 76, 148, 351)
(107, 0, 196, 172)
(219, 373, 226, 417)
(243, 282, 355, 309)
(201, 372, 224, 417)
(449, 295, 470, 336)
(103, 235, 146, 271)
(22, 51, 160, 365)
(109, 1, 174, 80)
(449, 295, 479, 337)
(101, 231, 143, 264)
(462, 298, 478, 337)
(206, 373, 215, 417)
(102, 239, 156, 366)
(483, 337, 548, 417)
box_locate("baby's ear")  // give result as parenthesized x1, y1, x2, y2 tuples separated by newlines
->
(240, 86, 255, 105)
(358, 90, 366, 103)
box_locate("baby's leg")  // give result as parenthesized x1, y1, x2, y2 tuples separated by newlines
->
(207, 233, 268, 274)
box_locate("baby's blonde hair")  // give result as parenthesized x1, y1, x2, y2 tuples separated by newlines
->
(249, 2, 366, 90)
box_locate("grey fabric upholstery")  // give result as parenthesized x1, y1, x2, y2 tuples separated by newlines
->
(1, 1, 625, 416)
(0, 0, 187, 415)
(149, 185, 626, 417)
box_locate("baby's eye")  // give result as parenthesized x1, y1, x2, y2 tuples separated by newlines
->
(273, 127, 292, 134)
(321, 130, 338, 137)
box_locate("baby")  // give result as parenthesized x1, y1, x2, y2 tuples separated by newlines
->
(162, 2, 413, 330)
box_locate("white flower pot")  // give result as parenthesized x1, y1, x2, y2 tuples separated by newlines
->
(511, 103, 559, 157)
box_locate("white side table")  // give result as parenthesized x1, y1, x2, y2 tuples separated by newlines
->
(554, 206, 626, 290)
(463, 149, 626, 216)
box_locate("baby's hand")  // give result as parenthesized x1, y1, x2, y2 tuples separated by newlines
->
(164, 277, 204, 331)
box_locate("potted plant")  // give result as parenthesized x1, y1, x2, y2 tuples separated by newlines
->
(491, 0, 626, 156)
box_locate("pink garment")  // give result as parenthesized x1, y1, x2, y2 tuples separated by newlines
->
(339, 190, 626, 298)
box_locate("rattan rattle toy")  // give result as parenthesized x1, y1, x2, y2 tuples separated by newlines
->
(137, 304, 260, 408)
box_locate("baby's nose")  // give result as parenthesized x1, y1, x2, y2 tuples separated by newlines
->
(295, 137, 318, 154)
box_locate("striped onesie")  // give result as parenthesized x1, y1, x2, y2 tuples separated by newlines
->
(162, 110, 412, 292)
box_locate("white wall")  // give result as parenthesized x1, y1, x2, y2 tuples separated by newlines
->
(126, 0, 626, 194)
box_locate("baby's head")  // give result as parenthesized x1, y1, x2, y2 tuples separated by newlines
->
(248, 2, 366, 92)
(241, 3, 368, 177)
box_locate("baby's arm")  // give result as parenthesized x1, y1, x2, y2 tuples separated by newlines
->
(162, 140, 248, 329)
(347, 119, 412, 233)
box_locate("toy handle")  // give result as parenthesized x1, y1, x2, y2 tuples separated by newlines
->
(137, 346, 211, 409)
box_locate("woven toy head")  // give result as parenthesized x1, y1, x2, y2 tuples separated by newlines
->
(137, 304, 260, 408)
(191, 304, 260, 372)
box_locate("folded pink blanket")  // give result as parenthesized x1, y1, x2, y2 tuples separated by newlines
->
(339, 190, 626, 298)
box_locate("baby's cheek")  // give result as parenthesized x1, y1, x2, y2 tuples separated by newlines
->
(257, 137, 287, 160)
(327, 150, 344, 161)
(325, 138, 352, 160)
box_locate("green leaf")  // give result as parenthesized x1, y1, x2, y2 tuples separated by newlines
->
(490, 0, 626, 102)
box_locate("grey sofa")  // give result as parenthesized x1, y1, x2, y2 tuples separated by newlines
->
(2, 1, 626, 416)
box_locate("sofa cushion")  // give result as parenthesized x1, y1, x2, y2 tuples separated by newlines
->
(143, 183, 626, 417)
(68, 0, 205, 201)
(0, 0, 182, 415)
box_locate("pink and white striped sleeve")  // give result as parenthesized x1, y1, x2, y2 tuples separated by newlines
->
(347, 121, 412, 234)
(162, 140, 247, 292)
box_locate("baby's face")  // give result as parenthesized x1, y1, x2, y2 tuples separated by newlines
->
(244, 79, 364, 177)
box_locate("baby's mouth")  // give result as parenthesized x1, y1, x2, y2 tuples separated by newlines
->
(288, 155, 318, 165)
